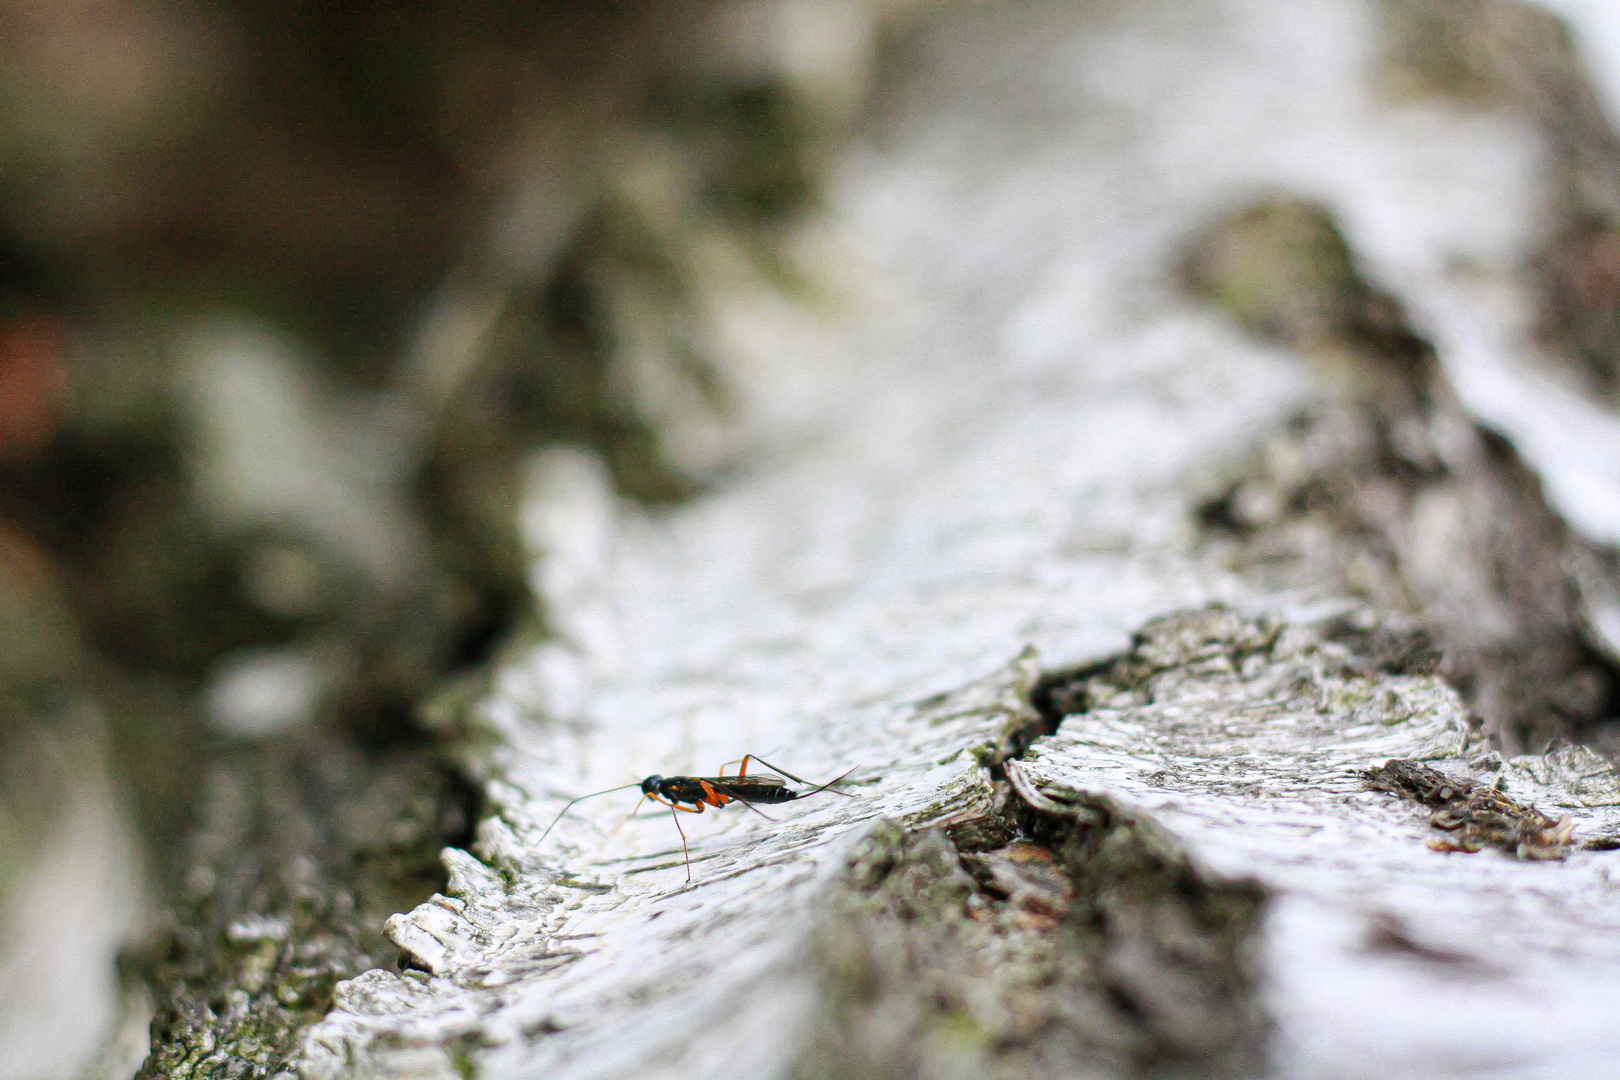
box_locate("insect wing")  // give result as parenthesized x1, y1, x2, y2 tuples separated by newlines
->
(708, 775, 803, 808)
(705, 771, 786, 787)
(705, 772, 788, 795)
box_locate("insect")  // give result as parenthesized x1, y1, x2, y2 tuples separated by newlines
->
(537, 755, 856, 881)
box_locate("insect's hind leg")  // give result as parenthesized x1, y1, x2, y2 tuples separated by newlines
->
(745, 756, 857, 796)
(725, 792, 778, 823)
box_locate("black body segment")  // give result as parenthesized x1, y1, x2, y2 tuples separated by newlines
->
(647, 774, 797, 808)
(708, 780, 799, 805)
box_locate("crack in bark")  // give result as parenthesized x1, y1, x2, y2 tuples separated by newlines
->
(798, 810, 1266, 1080)
(797, 619, 1278, 1080)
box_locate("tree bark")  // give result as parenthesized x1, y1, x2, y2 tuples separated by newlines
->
(137, 1, 1620, 1076)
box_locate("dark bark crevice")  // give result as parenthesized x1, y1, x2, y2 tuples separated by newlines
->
(800, 615, 1287, 1080)
(1180, 196, 1620, 755)
(799, 806, 1267, 1080)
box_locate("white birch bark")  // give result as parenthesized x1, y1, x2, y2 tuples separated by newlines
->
(293, 2, 1620, 1077)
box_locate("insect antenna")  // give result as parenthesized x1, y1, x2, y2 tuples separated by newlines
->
(537, 782, 643, 845)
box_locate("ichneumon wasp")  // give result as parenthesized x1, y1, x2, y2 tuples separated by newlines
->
(537, 755, 856, 881)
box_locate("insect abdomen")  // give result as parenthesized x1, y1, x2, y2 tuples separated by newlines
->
(723, 783, 798, 804)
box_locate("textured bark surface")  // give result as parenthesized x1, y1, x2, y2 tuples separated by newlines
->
(98, 0, 1620, 1076)
(1181, 198, 1620, 755)
(285, 3, 1620, 1077)
(132, 735, 475, 1079)
(299, 604, 1620, 1079)
(1019, 609, 1620, 1078)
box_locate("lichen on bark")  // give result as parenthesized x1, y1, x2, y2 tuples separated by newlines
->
(132, 734, 476, 1080)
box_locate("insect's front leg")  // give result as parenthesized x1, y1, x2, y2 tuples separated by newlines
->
(668, 803, 696, 881)
(649, 790, 706, 882)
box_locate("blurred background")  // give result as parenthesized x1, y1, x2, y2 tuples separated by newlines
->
(0, 1, 891, 1073)
(8, 0, 1620, 1075)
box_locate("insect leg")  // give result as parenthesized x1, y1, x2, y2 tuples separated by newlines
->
(649, 788, 708, 814)
(712, 788, 777, 822)
(670, 803, 691, 882)
(746, 756, 857, 797)
(809, 766, 860, 796)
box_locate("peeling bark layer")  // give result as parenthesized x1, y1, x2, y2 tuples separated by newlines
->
(1019, 608, 1620, 1078)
